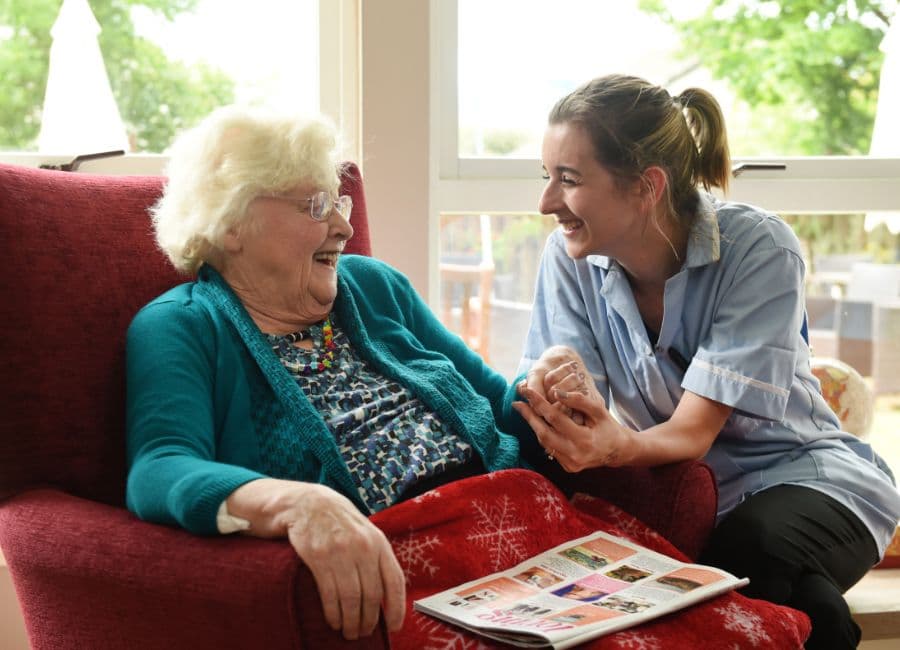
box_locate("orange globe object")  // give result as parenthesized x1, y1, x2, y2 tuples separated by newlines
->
(810, 357, 874, 438)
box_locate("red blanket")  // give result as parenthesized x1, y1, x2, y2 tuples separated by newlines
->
(373, 469, 810, 649)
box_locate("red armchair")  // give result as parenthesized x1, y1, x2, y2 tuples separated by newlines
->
(0, 162, 716, 649)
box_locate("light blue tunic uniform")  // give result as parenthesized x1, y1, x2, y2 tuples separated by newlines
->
(519, 195, 900, 557)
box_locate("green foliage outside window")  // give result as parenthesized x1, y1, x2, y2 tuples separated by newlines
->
(0, 0, 234, 152)
(640, 0, 894, 156)
(639, 0, 899, 266)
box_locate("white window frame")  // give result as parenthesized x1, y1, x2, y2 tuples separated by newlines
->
(433, 0, 900, 217)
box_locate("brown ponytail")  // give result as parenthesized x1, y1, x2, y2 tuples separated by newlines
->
(675, 88, 731, 193)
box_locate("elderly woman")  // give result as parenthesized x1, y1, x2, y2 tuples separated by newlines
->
(125, 105, 531, 640)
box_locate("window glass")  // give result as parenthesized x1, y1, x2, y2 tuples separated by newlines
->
(0, 0, 318, 154)
(458, 0, 898, 157)
(795, 212, 900, 476)
(440, 212, 553, 378)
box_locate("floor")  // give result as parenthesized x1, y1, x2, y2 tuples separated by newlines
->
(848, 568, 900, 645)
(0, 550, 29, 650)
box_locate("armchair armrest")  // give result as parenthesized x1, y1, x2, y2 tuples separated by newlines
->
(550, 460, 718, 560)
(0, 490, 389, 650)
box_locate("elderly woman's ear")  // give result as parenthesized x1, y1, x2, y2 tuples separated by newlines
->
(222, 227, 242, 254)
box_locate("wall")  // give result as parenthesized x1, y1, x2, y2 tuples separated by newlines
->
(360, 0, 434, 300)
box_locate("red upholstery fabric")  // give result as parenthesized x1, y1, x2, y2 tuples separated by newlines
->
(0, 162, 731, 649)
(0, 162, 370, 506)
(557, 462, 718, 561)
(0, 162, 378, 649)
(0, 489, 385, 650)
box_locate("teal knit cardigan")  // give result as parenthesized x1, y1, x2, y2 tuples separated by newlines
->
(126, 256, 531, 534)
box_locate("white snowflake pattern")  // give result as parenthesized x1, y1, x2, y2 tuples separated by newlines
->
(395, 530, 442, 582)
(415, 612, 496, 650)
(412, 488, 443, 504)
(467, 495, 528, 571)
(714, 601, 772, 647)
(609, 630, 664, 649)
(531, 477, 566, 521)
(597, 507, 666, 547)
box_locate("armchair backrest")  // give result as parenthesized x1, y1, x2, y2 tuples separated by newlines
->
(0, 162, 371, 506)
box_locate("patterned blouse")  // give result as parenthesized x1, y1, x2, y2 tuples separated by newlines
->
(264, 315, 474, 513)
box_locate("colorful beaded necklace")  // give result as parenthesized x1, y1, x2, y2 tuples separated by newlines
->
(266, 318, 336, 375)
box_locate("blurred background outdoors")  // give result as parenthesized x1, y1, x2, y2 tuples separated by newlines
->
(1, 0, 897, 472)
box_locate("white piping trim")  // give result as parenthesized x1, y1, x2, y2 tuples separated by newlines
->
(692, 358, 790, 398)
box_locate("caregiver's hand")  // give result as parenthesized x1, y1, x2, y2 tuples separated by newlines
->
(514, 346, 632, 470)
(513, 383, 628, 472)
(227, 478, 406, 640)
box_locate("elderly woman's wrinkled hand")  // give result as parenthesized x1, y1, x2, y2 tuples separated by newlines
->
(518, 345, 583, 402)
(283, 483, 406, 640)
(230, 479, 405, 640)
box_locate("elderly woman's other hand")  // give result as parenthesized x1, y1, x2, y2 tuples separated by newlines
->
(517, 345, 583, 402)
(517, 345, 593, 425)
(227, 478, 406, 640)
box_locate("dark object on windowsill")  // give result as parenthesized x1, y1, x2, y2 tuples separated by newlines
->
(731, 162, 787, 176)
(39, 149, 125, 172)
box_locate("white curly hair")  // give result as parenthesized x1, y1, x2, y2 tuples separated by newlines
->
(151, 104, 342, 274)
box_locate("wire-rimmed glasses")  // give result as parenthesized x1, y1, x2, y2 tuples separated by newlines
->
(264, 190, 353, 222)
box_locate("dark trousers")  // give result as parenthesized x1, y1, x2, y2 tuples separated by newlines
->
(699, 484, 878, 650)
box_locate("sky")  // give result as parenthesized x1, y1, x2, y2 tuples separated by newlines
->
(131, 0, 319, 112)
(129, 0, 706, 133)
(456, 0, 731, 155)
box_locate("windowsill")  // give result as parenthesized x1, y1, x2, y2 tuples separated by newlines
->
(0, 152, 167, 175)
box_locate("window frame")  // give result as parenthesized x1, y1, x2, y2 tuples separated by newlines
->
(434, 0, 900, 217)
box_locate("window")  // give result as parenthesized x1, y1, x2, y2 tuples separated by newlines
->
(435, 0, 900, 470)
(439, 0, 900, 188)
(455, 0, 898, 159)
(0, 0, 357, 170)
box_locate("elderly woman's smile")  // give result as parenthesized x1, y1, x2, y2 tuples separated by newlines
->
(314, 249, 342, 268)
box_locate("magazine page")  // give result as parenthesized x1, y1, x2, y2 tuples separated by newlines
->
(414, 530, 748, 649)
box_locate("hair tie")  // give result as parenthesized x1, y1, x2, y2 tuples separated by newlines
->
(676, 91, 694, 110)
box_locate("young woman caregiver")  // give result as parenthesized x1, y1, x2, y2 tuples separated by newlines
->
(512, 73, 900, 650)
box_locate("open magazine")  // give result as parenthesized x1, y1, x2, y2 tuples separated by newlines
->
(414, 530, 748, 649)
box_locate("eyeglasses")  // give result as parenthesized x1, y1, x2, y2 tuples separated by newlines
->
(264, 190, 353, 222)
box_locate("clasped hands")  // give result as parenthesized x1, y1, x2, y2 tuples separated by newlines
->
(512, 345, 626, 472)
